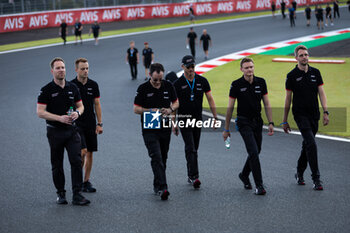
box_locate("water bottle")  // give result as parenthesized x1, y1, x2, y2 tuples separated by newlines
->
(225, 136, 231, 149)
(67, 106, 74, 116)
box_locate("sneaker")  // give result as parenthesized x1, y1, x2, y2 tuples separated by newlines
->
(325, 23, 328, 27)
(82, 181, 96, 193)
(239, 173, 252, 190)
(313, 180, 324, 191)
(255, 185, 266, 195)
(159, 190, 170, 200)
(331, 23, 334, 26)
(72, 193, 91, 206)
(188, 177, 201, 189)
(295, 173, 305, 185)
(56, 192, 68, 205)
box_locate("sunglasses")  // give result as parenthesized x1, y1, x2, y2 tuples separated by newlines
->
(185, 64, 195, 69)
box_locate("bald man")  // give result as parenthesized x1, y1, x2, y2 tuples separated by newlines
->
(200, 29, 212, 60)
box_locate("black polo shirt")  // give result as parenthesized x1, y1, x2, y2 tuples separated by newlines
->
(187, 32, 197, 46)
(200, 34, 211, 47)
(71, 77, 100, 129)
(174, 74, 210, 120)
(37, 80, 82, 128)
(229, 76, 268, 119)
(305, 7, 311, 17)
(142, 48, 153, 62)
(127, 48, 138, 63)
(286, 65, 323, 120)
(134, 80, 177, 132)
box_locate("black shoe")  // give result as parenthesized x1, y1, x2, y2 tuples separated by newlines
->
(239, 173, 252, 190)
(295, 173, 305, 185)
(56, 192, 68, 205)
(188, 178, 201, 189)
(159, 190, 170, 200)
(82, 181, 96, 193)
(72, 193, 90, 206)
(313, 180, 324, 191)
(255, 185, 266, 195)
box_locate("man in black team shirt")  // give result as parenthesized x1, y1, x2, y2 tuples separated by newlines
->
(200, 29, 212, 60)
(126, 41, 139, 80)
(71, 58, 103, 193)
(134, 63, 179, 200)
(315, 5, 324, 30)
(89, 21, 101, 46)
(173, 55, 218, 189)
(325, 3, 334, 27)
(59, 19, 67, 45)
(281, 0, 286, 19)
(187, 27, 197, 59)
(222, 57, 274, 195)
(142, 42, 154, 81)
(282, 45, 329, 191)
(305, 5, 312, 26)
(37, 57, 90, 205)
(74, 18, 83, 45)
(333, 0, 340, 18)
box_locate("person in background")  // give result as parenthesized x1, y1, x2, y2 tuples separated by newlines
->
(74, 18, 83, 45)
(59, 19, 67, 45)
(126, 41, 139, 80)
(142, 42, 154, 81)
(89, 21, 101, 46)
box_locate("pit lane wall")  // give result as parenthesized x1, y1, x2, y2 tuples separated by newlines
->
(0, 0, 331, 33)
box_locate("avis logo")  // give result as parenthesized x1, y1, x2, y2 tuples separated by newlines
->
(143, 110, 162, 129)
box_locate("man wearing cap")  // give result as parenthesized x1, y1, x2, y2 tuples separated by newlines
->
(142, 42, 154, 81)
(173, 55, 218, 189)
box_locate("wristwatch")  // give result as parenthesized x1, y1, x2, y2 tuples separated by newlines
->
(323, 111, 329, 115)
(97, 123, 103, 127)
(269, 122, 275, 126)
(75, 110, 80, 117)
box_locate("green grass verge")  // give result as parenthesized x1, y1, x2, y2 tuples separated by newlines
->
(1, 3, 346, 52)
(202, 54, 350, 138)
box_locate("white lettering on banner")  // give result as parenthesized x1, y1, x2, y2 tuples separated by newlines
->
(218, 2, 234, 12)
(173, 5, 189, 15)
(4, 17, 24, 30)
(29, 15, 48, 28)
(80, 11, 98, 22)
(310, 0, 323, 2)
(55, 13, 74, 24)
(256, 0, 271, 9)
(151, 6, 169, 16)
(102, 9, 121, 20)
(236, 1, 251, 10)
(296, 0, 308, 4)
(196, 4, 212, 14)
(127, 8, 145, 18)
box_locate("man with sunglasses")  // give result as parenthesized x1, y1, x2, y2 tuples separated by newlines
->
(173, 55, 218, 189)
(134, 63, 179, 200)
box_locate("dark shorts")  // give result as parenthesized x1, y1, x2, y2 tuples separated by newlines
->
(78, 127, 98, 152)
(306, 15, 311, 20)
(144, 60, 151, 68)
(93, 32, 99, 38)
(317, 15, 323, 22)
(75, 30, 82, 36)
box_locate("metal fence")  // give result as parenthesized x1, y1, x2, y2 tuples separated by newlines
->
(1, 0, 221, 15)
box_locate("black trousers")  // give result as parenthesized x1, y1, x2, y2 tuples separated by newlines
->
(334, 8, 340, 18)
(46, 126, 82, 194)
(294, 116, 320, 181)
(143, 130, 171, 191)
(180, 127, 201, 179)
(189, 43, 196, 58)
(129, 61, 137, 79)
(281, 9, 285, 18)
(237, 117, 263, 187)
(61, 33, 66, 43)
(290, 16, 295, 27)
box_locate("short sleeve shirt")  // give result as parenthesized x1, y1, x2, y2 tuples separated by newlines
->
(134, 80, 178, 131)
(75, 22, 82, 31)
(229, 76, 268, 119)
(127, 48, 138, 62)
(142, 48, 153, 61)
(71, 77, 100, 129)
(200, 34, 211, 47)
(60, 23, 67, 34)
(305, 7, 311, 17)
(91, 24, 100, 34)
(286, 65, 323, 120)
(37, 80, 82, 128)
(174, 74, 210, 120)
(187, 32, 197, 45)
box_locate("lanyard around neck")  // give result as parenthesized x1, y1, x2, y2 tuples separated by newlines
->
(185, 77, 195, 93)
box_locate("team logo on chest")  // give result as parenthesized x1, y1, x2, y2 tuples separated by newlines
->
(147, 93, 154, 97)
(240, 87, 247, 92)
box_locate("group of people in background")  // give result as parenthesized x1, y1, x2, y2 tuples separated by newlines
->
(273, 0, 342, 28)
(59, 18, 101, 46)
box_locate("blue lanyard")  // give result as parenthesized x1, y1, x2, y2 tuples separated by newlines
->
(185, 77, 195, 101)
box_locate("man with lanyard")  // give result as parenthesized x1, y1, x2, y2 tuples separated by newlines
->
(71, 58, 103, 193)
(187, 27, 197, 59)
(89, 21, 101, 46)
(142, 42, 154, 81)
(37, 57, 90, 205)
(74, 18, 83, 45)
(222, 57, 274, 195)
(134, 63, 179, 200)
(173, 55, 218, 189)
(126, 41, 139, 80)
(282, 45, 329, 191)
(199, 29, 212, 60)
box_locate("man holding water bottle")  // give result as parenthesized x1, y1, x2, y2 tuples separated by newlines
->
(222, 57, 274, 195)
(37, 57, 90, 205)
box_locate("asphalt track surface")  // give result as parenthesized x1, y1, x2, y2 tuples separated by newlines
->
(1, 8, 350, 233)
